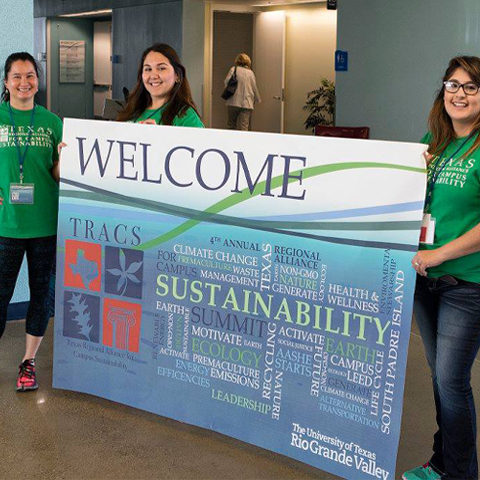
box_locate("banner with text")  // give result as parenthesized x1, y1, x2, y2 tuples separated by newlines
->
(54, 119, 426, 479)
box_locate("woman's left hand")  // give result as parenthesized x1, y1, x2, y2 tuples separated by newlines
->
(51, 142, 66, 183)
(138, 119, 157, 125)
(58, 142, 67, 159)
(411, 249, 446, 276)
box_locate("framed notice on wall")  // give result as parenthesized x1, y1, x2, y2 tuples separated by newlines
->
(59, 40, 85, 83)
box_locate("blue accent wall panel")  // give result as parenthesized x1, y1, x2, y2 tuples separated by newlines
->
(336, 0, 480, 141)
(0, 0, 33, 69)
(0, 0, 34, 318)
(112, 1, 183, 99)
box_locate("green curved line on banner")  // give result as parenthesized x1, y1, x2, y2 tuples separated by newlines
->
(135, 161, 425, 251)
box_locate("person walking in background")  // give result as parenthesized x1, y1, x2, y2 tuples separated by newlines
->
(117, 43, 203, 127)
(224, 53, 261, 131)
(404, 56, 480, 480)
(0, 52, 63, 392)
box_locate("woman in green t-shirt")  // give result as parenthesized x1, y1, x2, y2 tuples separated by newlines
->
(403, 57, 480, 480)
(0, 52, 63, 393)
(117, 43, 204, 127)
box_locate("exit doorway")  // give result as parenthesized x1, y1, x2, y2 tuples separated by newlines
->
(205, 1, 337, 135)
(45, 11, 113, 120)
(210, 8, 286, 133)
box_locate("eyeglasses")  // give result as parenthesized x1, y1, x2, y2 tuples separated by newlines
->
(444, 80, 480, 96)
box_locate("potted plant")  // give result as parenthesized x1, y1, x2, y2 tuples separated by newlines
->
(303, 78, 335, 131)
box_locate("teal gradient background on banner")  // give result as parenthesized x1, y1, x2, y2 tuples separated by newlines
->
(54, 119, 427, 479)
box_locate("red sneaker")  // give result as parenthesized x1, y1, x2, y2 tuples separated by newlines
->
(16, 359, 38, 392)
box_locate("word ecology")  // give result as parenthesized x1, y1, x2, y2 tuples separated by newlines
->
(75, 137, 307, 200)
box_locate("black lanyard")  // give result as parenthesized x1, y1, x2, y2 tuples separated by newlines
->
(424, 133, 475, 212)
(135, 106, 163, 123)
(8, 102, 36, 183)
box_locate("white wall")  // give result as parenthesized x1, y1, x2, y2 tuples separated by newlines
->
(336, 0, 480, 142)
(282, 4, 336, 134)
(0, 0, 34, 306)
(93, 21, 112, 118)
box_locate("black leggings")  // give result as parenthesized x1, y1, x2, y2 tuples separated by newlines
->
(0, 235, 56, 339)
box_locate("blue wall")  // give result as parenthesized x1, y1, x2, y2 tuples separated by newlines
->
(112, 1, 183, 99)
(0, 0, 34, 315)
(0, 0, 34, 69)
(336, 0, 480, 142)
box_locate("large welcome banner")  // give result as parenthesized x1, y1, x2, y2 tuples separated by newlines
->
(54, 119, 426, 479)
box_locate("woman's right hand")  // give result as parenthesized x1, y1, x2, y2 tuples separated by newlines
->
(411, 249, 447, 276)
(423, 151, 433, 165)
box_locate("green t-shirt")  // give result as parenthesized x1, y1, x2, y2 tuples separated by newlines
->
(420, 132, 480, 282)
(0, 102, 63, 238)
(135, 105, 204, 127)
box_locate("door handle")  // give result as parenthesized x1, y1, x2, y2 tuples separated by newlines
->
(273, 95, 281, 100)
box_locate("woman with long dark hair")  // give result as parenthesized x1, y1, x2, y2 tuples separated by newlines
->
(118, 43, 203, 127)
(404, 56, 480, 480)
(0, 52, 62, 391)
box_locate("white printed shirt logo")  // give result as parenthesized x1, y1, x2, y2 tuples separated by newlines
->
(430, 157, 476, 189)
(0, 125, 54, 148)
(0, 127, 9, 142)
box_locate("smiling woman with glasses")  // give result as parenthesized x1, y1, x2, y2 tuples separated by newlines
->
(403, 56, 480, 480)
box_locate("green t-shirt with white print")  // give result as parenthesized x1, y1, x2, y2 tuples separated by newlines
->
(420, 132, 480, 282)
(0, 102, 63, 238)
(135, 105, 204, 127)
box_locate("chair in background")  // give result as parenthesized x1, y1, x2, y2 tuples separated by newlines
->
(102, 98, 126, 121)
(314, 126, 370, 139)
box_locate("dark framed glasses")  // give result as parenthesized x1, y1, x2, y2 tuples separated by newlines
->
(444, 80, 480, 95)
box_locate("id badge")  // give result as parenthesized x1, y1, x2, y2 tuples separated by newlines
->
(10, 183, 34, 205)
(419, 213, 435, 244)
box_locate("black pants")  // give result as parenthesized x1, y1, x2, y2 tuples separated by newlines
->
(0, 235, 56, 339)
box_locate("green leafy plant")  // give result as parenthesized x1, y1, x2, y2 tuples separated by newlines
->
(303, 78, 335, 131)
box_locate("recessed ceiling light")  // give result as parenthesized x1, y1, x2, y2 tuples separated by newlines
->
(59, 9, 112, 18)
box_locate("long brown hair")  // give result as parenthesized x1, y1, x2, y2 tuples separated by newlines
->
(428, 56, 480, 159)
(117, 43, 200, 125)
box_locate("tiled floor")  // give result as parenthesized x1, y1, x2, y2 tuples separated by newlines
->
(1, 319, 479, 480)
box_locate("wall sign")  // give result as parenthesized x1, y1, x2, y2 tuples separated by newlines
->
(59, 40, 85, 83)
(335, 50, 349, 72)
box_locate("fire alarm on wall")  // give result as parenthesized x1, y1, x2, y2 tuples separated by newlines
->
(327, 0, 337, 10)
